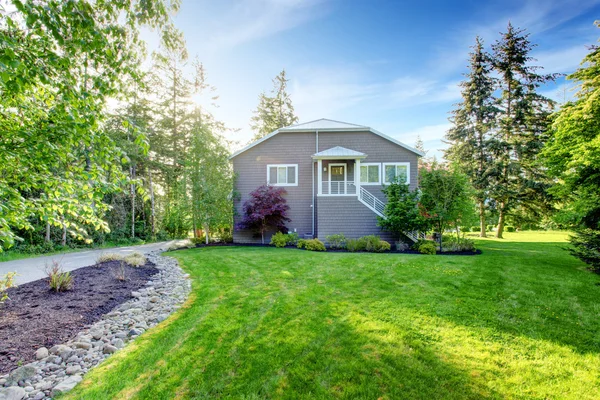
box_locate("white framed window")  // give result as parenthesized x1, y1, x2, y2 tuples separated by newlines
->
(267, 164, 298, 186)
(383, 162, 410, 184)
(359, 163, 381, 185)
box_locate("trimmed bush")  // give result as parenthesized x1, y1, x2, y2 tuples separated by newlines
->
(362, 235, 390, 253)
(505, 226, 515, 232)
(325, 233, 347, 249)
(297, 239, 307, 249)
(286, 232, 300, 246)
(270, 232, 288, 248)
(412, 239, 437, 255)
(346, 238, 365, 252)
(303, 239, 326, 252)
(442, 236, 476, 252)
(460, 226, 470, 233)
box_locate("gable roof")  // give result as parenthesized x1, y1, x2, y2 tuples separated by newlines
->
(312, 146, 367, 159)
(229, 118, 425, 159)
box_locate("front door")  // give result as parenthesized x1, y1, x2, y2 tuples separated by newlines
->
(329, 163, 346, 195)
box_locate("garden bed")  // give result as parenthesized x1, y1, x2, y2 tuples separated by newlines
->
(191, 242, 481, 255)
(0, 261, 158, 374)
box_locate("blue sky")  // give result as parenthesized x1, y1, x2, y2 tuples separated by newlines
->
(142, 0, 600, 158)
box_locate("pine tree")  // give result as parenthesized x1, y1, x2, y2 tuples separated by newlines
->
(490, 23, 557, 238)
(250, 70, 299, 141)
(445, 37, 498, 237)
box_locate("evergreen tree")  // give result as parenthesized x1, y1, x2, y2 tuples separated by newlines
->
(489, 23, 557, 238)
(250, 70, 299, 141)
(445, 37, 497, 237)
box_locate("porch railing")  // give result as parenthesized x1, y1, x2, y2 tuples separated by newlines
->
(321, 180, 357, 195)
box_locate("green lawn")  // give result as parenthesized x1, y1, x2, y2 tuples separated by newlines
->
(63, 232, 600, 399)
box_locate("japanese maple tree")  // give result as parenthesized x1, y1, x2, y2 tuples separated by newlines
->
(237, 185, 290, 243)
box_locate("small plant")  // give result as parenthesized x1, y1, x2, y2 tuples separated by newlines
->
(96, 253, 124, 264)
(303, 239, 326, 252)
(1, 272, 17, 304)
(124, 252, 146, 267)
(297, 239, 307, 249)
(190, 237, 206, 245)
(471, 226, 480, 232)
(505, 226, 515, 232)
(346, 238, 366, 252)
(286, 232, 299, 246)
(413, 239, 437, 255)
(442, 236, 476, 252)
(45, 262, 74, 292)
(113, 261, 127, 282)
(362, 235, 390, 253)
(325, 233, 346, 249)
(486, 225, 494, 232)
(270, 232, 288, 248)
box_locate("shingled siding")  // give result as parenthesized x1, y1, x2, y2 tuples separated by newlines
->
(232, 132, 316, 243)
(316, 196, 397, 243)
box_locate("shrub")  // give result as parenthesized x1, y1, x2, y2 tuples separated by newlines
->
(486, 225, 494, 232)
(45, 262, 74, 292)
(362, 235, 390, 253)
(505, 226, 515, 232)
(460, 226, 470, 233)
(124, 252, 146, 267)
(1, 272, 17, 304)
(270, 232, 288, 248)
(297, 239, 307, 249)
(190, 237, 206, 245)
(286, 232, 299, 246)
(471, 226, 480, 232)
(303, 239, 326, 252)
(325, 233, 346, 249)
(346, 238, 366, 252)
(417, 241, 437, 255)
(569, 229, 600, 272)
(442, 236, 476, 252)
(96, 253, 123, 264)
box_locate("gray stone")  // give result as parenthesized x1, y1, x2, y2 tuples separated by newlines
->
(102, 345, 117, 354)
(91, 330, 103, 340)
(72, 342, 92, 350)
(111, 339, 124, 349)
(34, 381, 52, 391)
(65, 366, 81, 375)
(128, 328, 143, 337)
(23, 386, 33, 393)
(34, 348, 48, 361)
(32, 392, 45, 400)
(51, 375, 82, 396)
(150, 296, 159, 303)
(7, 366, 36, 384)
(0, 386, 26, 400)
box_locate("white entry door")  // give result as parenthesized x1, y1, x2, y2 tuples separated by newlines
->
(329, 163, 346, 195)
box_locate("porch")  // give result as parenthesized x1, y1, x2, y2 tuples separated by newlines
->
(312, 146, 366, 197)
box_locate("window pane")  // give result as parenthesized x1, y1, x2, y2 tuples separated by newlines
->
(368, 165, 379, 183)
(385, 165, 396, 183)
(269, 167, 278, 184)
(360, 165, 368, 182)
(397, 165, 408, 183)
(278, 167, 287, 184)
(287, 166, 296, 184)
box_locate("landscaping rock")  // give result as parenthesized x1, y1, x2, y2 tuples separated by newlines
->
(0, 386, 26, 400)
(7, 366, 36, 384)
(34, 348, 48, 361)
(51, 375, 82, 397)
(102, 344, 118, 355)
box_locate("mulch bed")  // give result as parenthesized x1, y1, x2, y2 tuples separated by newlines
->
(0, 261, 158, 374)
(191, 242, 481, 255)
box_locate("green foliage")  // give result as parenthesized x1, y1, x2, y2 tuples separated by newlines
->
(45, 262, 74, 292)
(96, 253, 124, 263)
(302, 239, 326, 252)
(442, 236, 476, 252)
(471, 226, 480, 232)
(325, 234, 347, 249)
(378, 182, 429, 237)
(413, 240, 437, 255)
(297, 239, 307, 249)
(345, 238, 365, 253)
(124, 252, 147, 267)
(270, 232, 289, 248)
(569, 229, 600, 272)
(361, 235, 391, 253)
(0, 272, 17, 304)
(250, 70, 299, 141)
(486, 225, 494, 232)
(505, 226, 515, 232)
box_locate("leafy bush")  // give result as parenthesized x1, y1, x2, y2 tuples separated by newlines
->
(1, 272, 17, 304)
(460, 226, 470, 233)
(270, 232, 288, 248)
(413, 239, 437, 255)
(297, 239, 307, 249)
(45, 262, 74, 292)
(124, 252, 146, 267)
(569, 229, 600, 272)
(362, 235, 391, 253)
(325, 233, 346, 249)
(190, 237, 206, 245)
(96, 253, 124, 263)
(346, 238, 365, 252)
(286, 232, 299, 246)
(486, 225, 494, 232)
(304, 239, 326, 252)
(442, 236, 476, 252)
(471, 226, 480, 232)
(505, 226, 515, 232)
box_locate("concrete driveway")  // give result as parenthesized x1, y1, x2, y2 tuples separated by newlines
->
(0, 241, 178, 285)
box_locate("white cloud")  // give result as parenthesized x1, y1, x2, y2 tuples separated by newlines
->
(393, 123, 453, 144)
(533, 44, 590, 74)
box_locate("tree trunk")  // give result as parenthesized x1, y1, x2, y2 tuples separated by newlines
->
(61, 216, 67, 247)
(204, 223, 209, 245)
(479, 201, 487, 238)
(496, 202, 506, 238)
(149, 169, 155, 238)
(130, 164, 136, 239)
(45, 222, 51, 243)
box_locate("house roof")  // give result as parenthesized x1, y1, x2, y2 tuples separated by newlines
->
(229, 118, 425, 159)
(312, 146, 367, 160)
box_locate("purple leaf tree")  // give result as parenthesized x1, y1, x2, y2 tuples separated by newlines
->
(236, 185, 291, 244)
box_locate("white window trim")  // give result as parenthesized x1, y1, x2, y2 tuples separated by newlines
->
(359, 162, 381, 185)
(383, 162, 411, 185)
(266, 164, 298, 187)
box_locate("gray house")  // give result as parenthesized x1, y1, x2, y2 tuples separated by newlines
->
(229, 119, 424, 244)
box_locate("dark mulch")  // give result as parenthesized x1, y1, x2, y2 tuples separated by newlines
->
(190, 242, 481, 255)
(0, 261, 158, 374)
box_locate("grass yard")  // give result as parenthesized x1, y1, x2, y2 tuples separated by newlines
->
(63, 232, 600, 399)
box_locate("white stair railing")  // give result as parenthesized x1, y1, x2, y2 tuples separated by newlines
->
(358, 187, 424, 243)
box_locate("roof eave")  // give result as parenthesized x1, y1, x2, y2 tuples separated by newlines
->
(311, 155, 368, 160)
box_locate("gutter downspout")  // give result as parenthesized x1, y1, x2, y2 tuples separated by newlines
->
(312, 130, 318, 238)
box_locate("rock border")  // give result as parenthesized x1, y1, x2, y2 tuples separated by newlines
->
(0, 251, 191, 400)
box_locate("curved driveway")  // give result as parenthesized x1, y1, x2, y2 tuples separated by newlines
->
(0, 241, 177, 285)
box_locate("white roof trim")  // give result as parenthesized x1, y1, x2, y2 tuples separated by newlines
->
(312, 146, 367, 160)
(229, 119, 425, 159)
